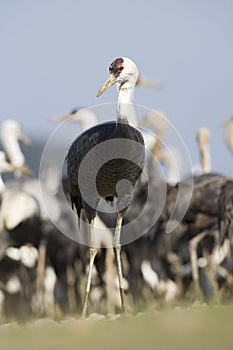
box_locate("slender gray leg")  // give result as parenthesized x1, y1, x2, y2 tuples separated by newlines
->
(189, 231, 208, 300)
(35, 238, 47, 316)
(113, 214, 126, 313)
(81, 219, 97, 319)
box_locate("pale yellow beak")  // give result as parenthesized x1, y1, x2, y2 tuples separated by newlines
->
(136, 76, 162, 89)
(220, 117, 233, 127)
(19, 132, 31, 145)
(50, 114, 70, 122)
(97, 73, 117, 97)
(12, 164, 33, 176)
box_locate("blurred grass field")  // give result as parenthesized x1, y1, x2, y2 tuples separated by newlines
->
(1, 303, 233, 350)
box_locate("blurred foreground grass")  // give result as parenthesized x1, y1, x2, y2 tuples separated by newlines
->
(1, 304, 233, 350)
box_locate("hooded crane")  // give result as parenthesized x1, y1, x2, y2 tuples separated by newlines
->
(66, 57, 145, 318)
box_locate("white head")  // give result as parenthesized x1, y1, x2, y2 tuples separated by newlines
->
(51, 107, 97, 129)
(97, 57, 139, 97)
(1, 119, 31, 145)
(68, 107, 96, 121)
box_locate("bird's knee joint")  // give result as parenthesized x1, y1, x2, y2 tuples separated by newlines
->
(114, 245, 121, 253)
(90, 247, 97, 257)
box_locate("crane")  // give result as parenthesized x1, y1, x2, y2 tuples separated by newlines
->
(66, 57, 145, 318)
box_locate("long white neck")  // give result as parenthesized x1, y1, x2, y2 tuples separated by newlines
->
(199, 141, 211, 174)
(117, 83, 137, 125)
(1, 132, 25, 167)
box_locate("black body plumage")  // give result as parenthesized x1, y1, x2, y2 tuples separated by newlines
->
(66, 121, 145, 222)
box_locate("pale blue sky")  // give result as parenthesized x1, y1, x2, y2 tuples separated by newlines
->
(0, 0, 233, 174)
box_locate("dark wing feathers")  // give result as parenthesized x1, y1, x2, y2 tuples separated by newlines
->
(66, 122, 144, 219)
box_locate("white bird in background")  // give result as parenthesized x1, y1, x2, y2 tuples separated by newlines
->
(0, 150, 39, 257)
(0, 118, 60, 222)
(0, 151, 31, 197)
(0, 119, 63, 315)
(0, 188, 39, 231)
(0, 149, 39, 233)
(0, 118, 60, 216)
(52, 107, 97, 131)
(0, 119, 31, 177)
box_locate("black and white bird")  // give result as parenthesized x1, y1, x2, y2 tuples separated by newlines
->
(66, 57, 145, 318)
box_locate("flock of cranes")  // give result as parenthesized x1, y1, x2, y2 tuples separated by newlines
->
(0, 57, 233, 322)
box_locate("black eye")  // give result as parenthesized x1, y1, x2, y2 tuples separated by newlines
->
(109, 67, 112, 73)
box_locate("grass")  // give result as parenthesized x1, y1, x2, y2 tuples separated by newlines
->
(1, 304, 233, 350)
